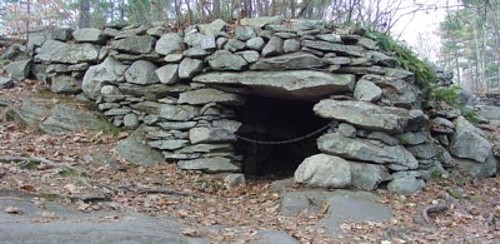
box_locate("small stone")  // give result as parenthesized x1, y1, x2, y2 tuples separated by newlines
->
(224, 174, 246, 189)
(155, 64, 179, 84)
(224, 39, 246, 52)
(387, 175, 425, 194)
(282, 39, 300, 53)
(354, 80, 382, 102)
(155, 33, 184, 55)
(246, 37, 266, 51)
(125, 60, 160, 85)
(338, 123, 356, 138)
(235, 26, 256, 41)
(0, 77, 14, 89)
(178, 58, 203, 79)
(164, 54, 184, 63)
(123, 113, 139, 129)
(294, 154, 351, 188)
(262, 37, 283, 57)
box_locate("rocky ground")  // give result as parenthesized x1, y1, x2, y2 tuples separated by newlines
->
(1, 79, 499, 243)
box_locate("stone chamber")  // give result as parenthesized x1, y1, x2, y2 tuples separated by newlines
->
(2, 16, 496, 194)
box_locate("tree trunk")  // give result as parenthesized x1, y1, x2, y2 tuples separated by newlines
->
(78, 0, 91, 28)
(213, 0, 221, 18)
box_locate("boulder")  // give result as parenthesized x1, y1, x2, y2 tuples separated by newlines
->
(262, 36, 283, 57)
(188, 126, 236, 144)
(178, 58, 203, 79)
(198, 19, 227, 34)
(246, 37, 266, 51)
(125, 60, 160, 85)
(155, 33, 184, 55)
(49, 75, 81, 94)
(317, 133, 419, 169)
(294, 154, 351, 188)
(282, 39, 301, 53)
(0, 77, 14, 89)
(206, 50, 247, 71)
(450, 116, 492, 163)
(155, 64, 179, 84)
(235, 26, 256, 41)
(178, 88, 245, 106)
(236, 50, 260, 63)
(177, 157, 239, 173)
(349, 162, 390, 190)
(115, 127, 164, 165)
(302, 40, 365, 57)
(111, 35, 155, 54)
(314, 99, 427, 134)
(387, 175, 425, 194)
(36, 40, 99, 64)
(193, 71, 355, 101)
(72, 28, 106, 44)
(353, 79, 382, 102)
(456, 152, 497, 178)
(5, 59, 31, 81)
(159, 104, 199, 121)
(250, 53, 324, 71)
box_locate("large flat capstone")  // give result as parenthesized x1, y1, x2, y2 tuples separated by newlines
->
(35, 40, 99, 64)
(314, 99, 427, 133)
(193, 71, 355, 101)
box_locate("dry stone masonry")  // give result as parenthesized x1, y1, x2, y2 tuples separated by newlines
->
(2, 16, 496, 194)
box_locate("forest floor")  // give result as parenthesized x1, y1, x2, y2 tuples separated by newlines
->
(1, 79, 499, 243)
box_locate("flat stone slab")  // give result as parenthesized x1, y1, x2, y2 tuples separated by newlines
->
(0, 196, 197, 244)
(193, 71, 355, 101)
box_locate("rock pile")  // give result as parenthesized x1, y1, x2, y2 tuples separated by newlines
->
(2, 16, 496, 194)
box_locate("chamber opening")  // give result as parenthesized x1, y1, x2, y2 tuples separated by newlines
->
(233, 95, 330, 178)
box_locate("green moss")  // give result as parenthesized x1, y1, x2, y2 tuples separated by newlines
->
(93, 115, 121, 135)
(20, 160, 39, 170)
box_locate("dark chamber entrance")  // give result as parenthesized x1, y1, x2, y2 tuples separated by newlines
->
(233, 95, 330, 177)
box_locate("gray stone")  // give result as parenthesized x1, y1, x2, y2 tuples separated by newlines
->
(0, 77, 14, 89)
(212, 119, 242, 133)
(128, 101, 163, 115)
(224, 174, 246, 190)
(8, 98, 50, 126)
(456, 152, 497, 178)
(183, 48, 212, 58)
(5, 59, 31, 81)
(103, 27, 119, 37)
(158, 121, 197, 130)
(246, 37, 266, 51)
(302, 40, 365, 57)
(280, 190, 333, 216)
(46, 64, 69, 74)
(316, 34, 341, 43)
(104, 108, 132, 116)
(367, 51, 397, 67)
(38, 104, 115, 135)
(235, 26, 256, 41)
(216, 37, 228, 49)
(406, 142, 439, 160)
(159, 104, 199, 121)
(198, 19, 227, 34)
(250, 53, 324, 71)
(72, 28, 106, 44)
(240, 16, 284, 28)
(148, 139, 189, 150)
(155, 33, 184, 55)
(36, 40, 99, 64)
(354, 79, 382, 102)
(301, 46, 324, 56)
(123, 113, 139, 129)
(318, 133, 419, 169)
(450, 116, 492, 163)
(294, 154, 351, 188)
(178, 157, 239, 173)
(274, 32, 297, 39)
(248, 230, 299, 244)
(319, 190, 392, 236)
(175, 143, 233, 154)
(350, 162, 390, 190)
(50, 75, 81, 94)
(178, 58, 203, 79)
(111, 35, 155, 54)
(184, 32, 203, 47)
(155, 64, 179, 84)
(98, 103, 120, 111)
(314, 99, 427, 134)
(338, 123, 356, 138)
(68, 63, 90, 72)
(350, 57, 374, 66)
(206, 50, 247, 71)
(115, 127, 164, 165)
(119, 83, 190, 100)
(262, 37, 283, 57)
(282, 39, 301, 53)
(236, 50, 260, 63)
(164, 54, 184, 63)
(366, 131, 400, 146)
(358, 37, 379, 50)
(189, 126, 236, 144)
(125, 60, 160, 85)
(178, 88, 245, 106)
(223, 39, 246, 52)
(387, 175, 425, 194)
(363, 74, 420, 109)
(193, 71, 355, 101)
(431, 117, 455, 134)
(398, 131, 428, 145)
